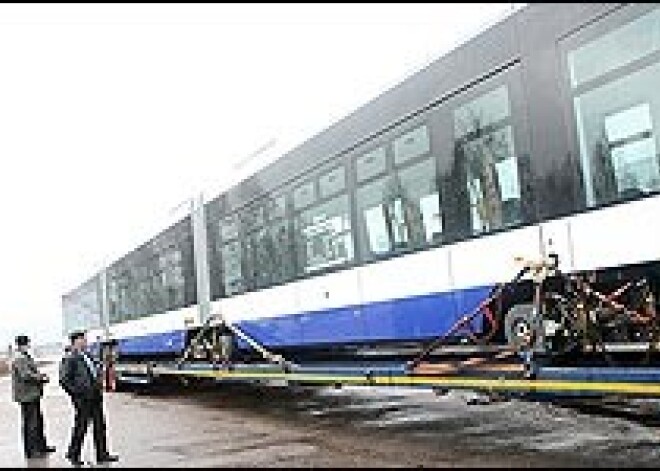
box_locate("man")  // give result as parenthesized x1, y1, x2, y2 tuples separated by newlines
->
(60, 331, 118, 466)
(10, 335, 56, 459)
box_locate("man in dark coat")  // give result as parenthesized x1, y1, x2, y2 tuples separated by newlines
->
(10, 335, 56, 459)
(60, 331, 118, 466)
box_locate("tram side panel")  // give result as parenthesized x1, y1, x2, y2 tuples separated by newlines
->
(105, 196, 660, 364)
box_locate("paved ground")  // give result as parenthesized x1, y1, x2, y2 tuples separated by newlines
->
(2, 362, 660, 468)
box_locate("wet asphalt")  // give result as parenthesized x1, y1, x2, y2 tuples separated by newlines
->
(1, 361, 660, 468)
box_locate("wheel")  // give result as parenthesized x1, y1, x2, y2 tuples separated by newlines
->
(504, 303, 538, 348)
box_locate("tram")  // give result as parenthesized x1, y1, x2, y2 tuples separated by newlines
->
(63, 3, 660, 398)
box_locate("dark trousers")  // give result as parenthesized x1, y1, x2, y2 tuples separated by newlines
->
(20, 400, 47, 457)
(66, 393, 108, 460)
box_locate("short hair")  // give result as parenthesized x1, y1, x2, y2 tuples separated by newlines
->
(15, 335, 30, 347)
(69, 331, 86, 344)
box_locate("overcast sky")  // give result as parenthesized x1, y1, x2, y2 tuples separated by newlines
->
(0, 3, 521, 349)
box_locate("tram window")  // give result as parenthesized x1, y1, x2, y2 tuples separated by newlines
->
(293, 180, 316, 211)
(242, 234, 257, 290)
(571, 54, 660, 207)
(170, 254, 185, 308)
(149, 271, 161, 312)
(454, 86, 510, 136)
(152, 247, 183, 312)
(65, 280, 103, 331)
(393, 124, 430, 166)
(453, 85, 522, 235)
(219, 211, 246, 295)
(356, 177, 392, 256)
(267, 195, 287, 221)
(319, 166, 346, 199)
(605, 104, 657, 195)
(356, 146, 386, 183)
(397, 158, 443, 245)
(356, 156, 442, 259)
(294, 193, 354, 274)
(242, 207, 259, 233)
(220, 215, 239, 241)
(119, 282, 129, 320)
(221, 239, 244, 295)
(239, 195, 294, 291)
(245, 219, 293, 289)
(567, 7, 660, 89)
(252, 229, 270, 289)
(138, 280, 149, 314)
(270, 219, 294, 283)
(108, 278, 118, 324)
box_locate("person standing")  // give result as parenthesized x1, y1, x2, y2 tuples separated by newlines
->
(60, 331, 118, 466)
(10, 335, 56, 459)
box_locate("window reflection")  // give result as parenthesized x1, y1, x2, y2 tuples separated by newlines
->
(568, 7, 660, 207)
(572, 61, 660, 206)
(356, 146, 387, 183)
(356, 157, 442, 259)
(268, 219, 293, 283)
(294, 194, 354, 273)
(605, 103, 658, 196)
(244, 219, 292, 289)
(319, 166, 346, 199)
(453, 86, 522, 235)
(394, 125, 431, 165)
(221, 239, 243, 295)
(106, 230, 189, 323)
(220, 197, 293, 296)
(293, 181, 315, 210)
(63, 277, 103, 333)
(568, 7, 660, 88)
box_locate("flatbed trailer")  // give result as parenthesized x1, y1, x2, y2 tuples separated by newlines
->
(113, 358, 660, 399)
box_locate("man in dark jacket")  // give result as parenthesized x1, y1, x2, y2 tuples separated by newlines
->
(10, 335, 56, 459)
(60, 331, 118, 466)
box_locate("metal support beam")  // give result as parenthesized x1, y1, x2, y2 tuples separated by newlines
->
(191, 193, 211, 325)
(100, 268, 110, 340)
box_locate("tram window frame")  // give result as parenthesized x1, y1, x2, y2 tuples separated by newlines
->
(216, 191, 295, 297)
(447, 77, 527, 239)
(558, 4, 660, 211)
(64, 277, 104, 332)
(109, 217, 199, 318)
(218, 212, 246, 297)
(393, 123, 432, 166)
(241, 195, 294, 291)
(290, 161, 355, 278)
(318, 165, 346, 199)
(292, 179, 316, 211)
(355, 145, 387, 183)
(353, 119, 445, 263)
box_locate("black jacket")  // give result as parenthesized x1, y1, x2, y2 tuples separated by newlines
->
(59, 351, 102, 400)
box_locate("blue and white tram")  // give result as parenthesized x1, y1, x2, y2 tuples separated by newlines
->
(62, 3, 660, 365)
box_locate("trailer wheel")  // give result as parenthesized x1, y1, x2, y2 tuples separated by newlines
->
(504, 303, 537, 348)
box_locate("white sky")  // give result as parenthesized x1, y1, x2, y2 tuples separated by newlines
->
(0, 3, 521, 348)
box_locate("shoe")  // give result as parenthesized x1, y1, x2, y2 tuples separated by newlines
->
(65, 454, 84, 467)
(97, 454, 119, 463)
